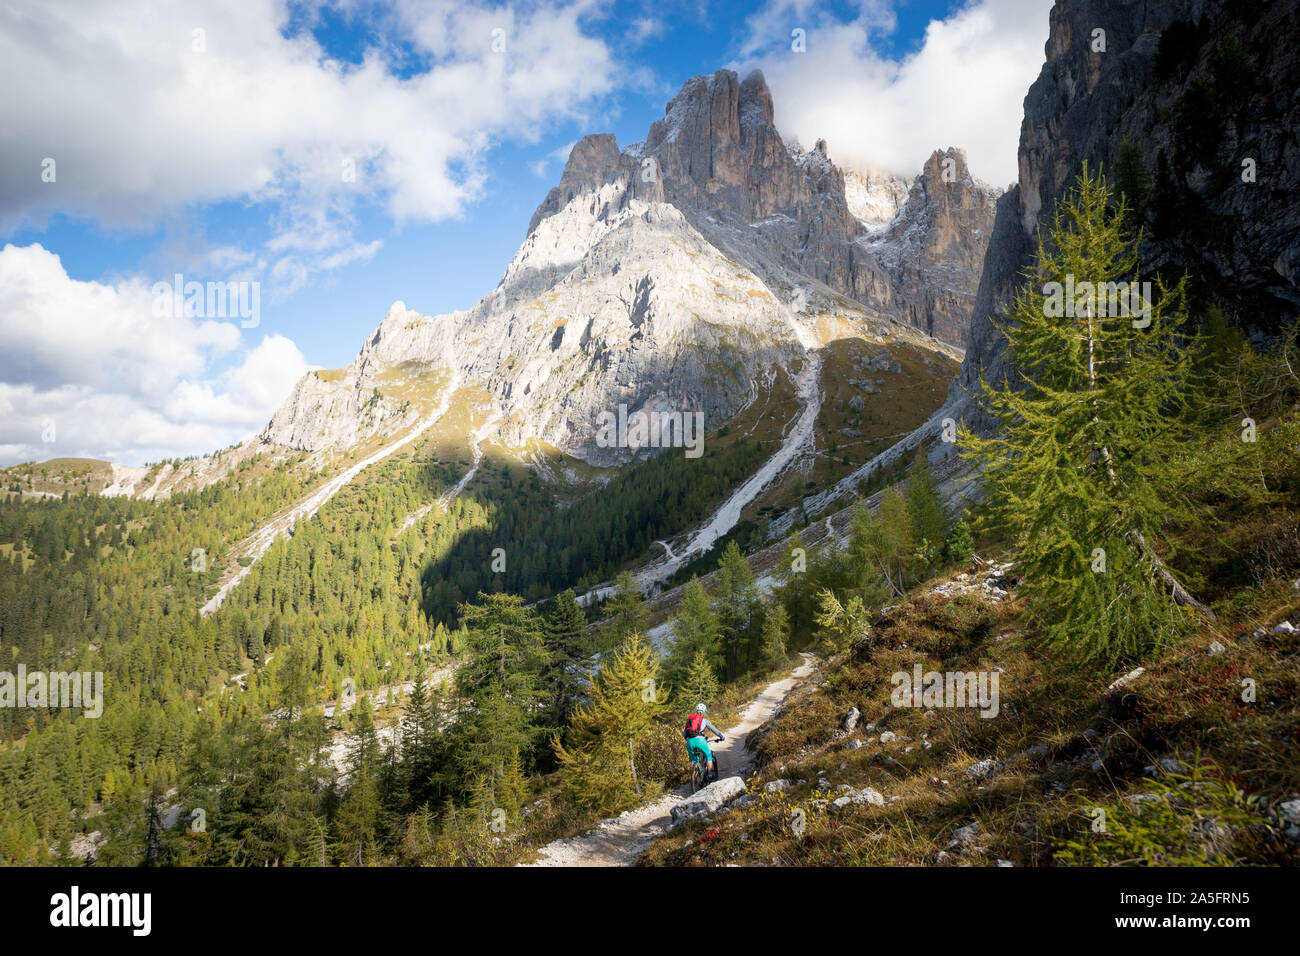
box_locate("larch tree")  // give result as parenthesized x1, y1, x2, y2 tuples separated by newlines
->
(678, 648, 721, 710)
(600, 571, 648, 650)
(960, 165, 1208, 663)
(553, 633, 666, 814)
(712, 540, 759, 680)
(666, 575, 721, 687)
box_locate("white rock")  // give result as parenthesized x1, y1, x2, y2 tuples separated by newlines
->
(1277, 799, 1300, 826)
(852, 787, 885, 806)
(670, 776, 747, 825)
(947, 821, 982, 850)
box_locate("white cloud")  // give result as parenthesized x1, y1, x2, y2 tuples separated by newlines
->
(318, 239, 383, 271)
(0, 243, 312, 466)
(627, 17, 665, 45)
(733, 0, 1048, 185)
(0, 0, 618, 287)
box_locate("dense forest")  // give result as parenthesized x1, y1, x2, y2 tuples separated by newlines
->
(419, 431, 769, 621)
(0, 406, 785, 862)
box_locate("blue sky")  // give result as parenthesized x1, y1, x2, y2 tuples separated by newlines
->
(0, 0, 1050, 465)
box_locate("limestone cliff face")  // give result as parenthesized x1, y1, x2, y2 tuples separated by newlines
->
(528, 69, 999, 349)
(952, 0, 1300, 424)
(858, 149, 1002, 346)
(261, 69, 994, 463)
(842, 167, 911, 231)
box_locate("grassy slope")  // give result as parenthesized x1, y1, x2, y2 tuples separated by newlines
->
(641, 572, 1299, 866)
(639, 418, 1300, 867)
(1, 457, 115, 495)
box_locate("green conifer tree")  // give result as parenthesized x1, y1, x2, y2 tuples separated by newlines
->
(666, 575, 721, 687)
(960, 165, 1209, 663)
(679, 648, 722, 709)
(905, 452, 946, 572)
(759, 604, 790, 669)
(553, 633, 666, 814)
(543, 588, 593, 735)
(600, 572, 648, 649)
(713, 540, 758, 680)
(774, 530, 815, 641)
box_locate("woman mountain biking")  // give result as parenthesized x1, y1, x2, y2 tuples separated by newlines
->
(683, 703, 725, 784)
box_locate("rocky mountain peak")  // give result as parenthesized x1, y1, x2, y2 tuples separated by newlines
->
(739, 68, 776, 130)
(522, 69, 1000, 347)
(256, 65, 1003, 464)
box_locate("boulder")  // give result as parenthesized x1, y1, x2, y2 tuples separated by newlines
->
(670, 776, 747, 826)
(1277, 798, 1300, 827)
(947, 821, 983, 850)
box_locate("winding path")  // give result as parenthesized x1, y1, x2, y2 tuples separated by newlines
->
(525, 653, 815, 867)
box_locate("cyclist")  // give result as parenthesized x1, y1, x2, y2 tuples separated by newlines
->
(683, 703, 725, 782)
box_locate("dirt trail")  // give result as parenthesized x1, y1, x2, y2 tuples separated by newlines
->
(525, 653, 815, 867)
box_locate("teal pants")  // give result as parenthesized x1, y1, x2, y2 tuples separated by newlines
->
(687, 735, 714, 766)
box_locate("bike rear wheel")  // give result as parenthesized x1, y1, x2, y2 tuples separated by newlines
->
(690, 758, 706, 793)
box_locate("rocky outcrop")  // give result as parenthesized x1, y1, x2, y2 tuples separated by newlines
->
(858, 148, 1001, 345)
(952, 0, 1300, 427)
(259, 358, 414, 451)
(256, 69, 981, 463)
(843, 166, 911, 231)
(528, 69, 999, 349)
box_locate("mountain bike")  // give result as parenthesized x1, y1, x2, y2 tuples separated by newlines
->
(689, 737, 724, 793)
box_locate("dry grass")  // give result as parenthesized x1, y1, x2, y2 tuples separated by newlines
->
(639, 559, 1300, 866)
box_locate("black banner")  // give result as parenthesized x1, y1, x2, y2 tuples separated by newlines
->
(0, 865, 1282, 944)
